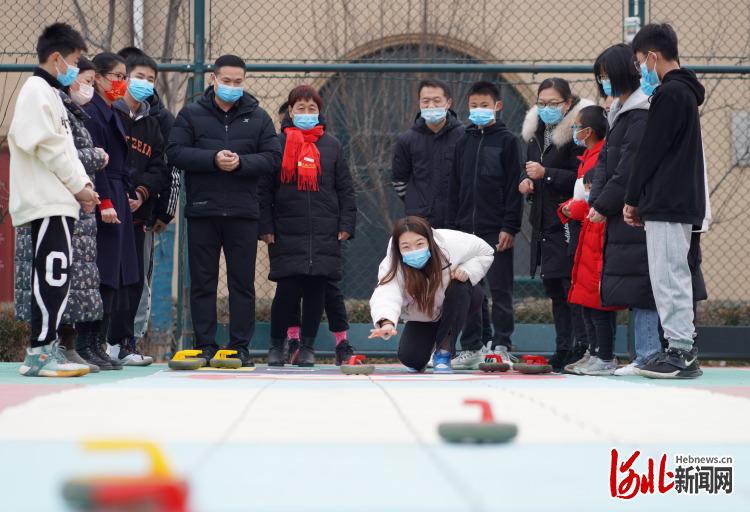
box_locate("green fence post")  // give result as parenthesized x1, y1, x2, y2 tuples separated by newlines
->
(193, 0, 206, 97)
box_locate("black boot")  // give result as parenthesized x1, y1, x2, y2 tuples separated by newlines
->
(549, 350, 570, 373)
(335, 340, 355, 366)
(297, 337, 315, 367)
(233, 346, 255, 367)
(267, 338, 288, 367)
(78, 331, 116, 371)
(93, 333, 123, 370)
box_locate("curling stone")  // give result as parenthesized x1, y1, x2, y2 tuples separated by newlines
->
(341, 355, 375, 375)
(168, 350, 206, 371)
(438, 399, 518, 444)
(513, 355, 552, 374)
(209, 349, 242, 369)
(478, 353, 510, 373)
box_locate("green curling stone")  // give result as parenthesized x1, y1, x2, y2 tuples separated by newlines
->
(341, 364, 375, 375)
(478, 362, 510, 373)
(514, 363, 552, 374)
(168, 350, 206, 371)
(438, 421, 518, 444)
(210, 349, 242, 369)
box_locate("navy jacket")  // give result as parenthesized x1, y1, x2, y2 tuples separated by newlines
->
(447, 120, 523, 236)
(167, 87, 281, 219)
(83, 93, 139, 288)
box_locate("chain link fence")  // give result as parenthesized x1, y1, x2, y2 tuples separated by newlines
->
(1, 1, 749, 333)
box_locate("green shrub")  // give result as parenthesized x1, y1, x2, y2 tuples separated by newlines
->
(0, 303, 29, 362)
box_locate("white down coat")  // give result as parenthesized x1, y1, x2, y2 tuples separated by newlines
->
(369, 229, 494, 327)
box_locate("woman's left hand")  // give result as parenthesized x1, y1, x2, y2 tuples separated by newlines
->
(451, 268, 470, 282)
(338, 232, 351, 241)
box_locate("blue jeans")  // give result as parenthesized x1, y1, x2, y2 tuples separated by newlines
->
(632, 308, 661, 364)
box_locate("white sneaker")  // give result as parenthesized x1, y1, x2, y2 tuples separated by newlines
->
(564, 351, 591, 374)
(426, 354, 434, 368)
(492, 345, 517, 369)
(451, 349, 485, 370)
(108, 343, 153, 366)
(579, 356, 618, 376)
(614, 362, 639, 376)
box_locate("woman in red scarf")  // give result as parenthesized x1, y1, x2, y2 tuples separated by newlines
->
(259, 85, 357, 367)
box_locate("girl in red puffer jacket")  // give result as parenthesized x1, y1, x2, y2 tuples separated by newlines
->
(558, 106, 624, 375)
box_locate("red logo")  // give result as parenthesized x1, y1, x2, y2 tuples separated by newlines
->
(610, 448, 675, 499)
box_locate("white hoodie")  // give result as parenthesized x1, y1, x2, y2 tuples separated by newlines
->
(8, 75, 90, 227)
(369, 229, 494, 327)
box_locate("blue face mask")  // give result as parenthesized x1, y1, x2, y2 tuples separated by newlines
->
(639, 57, 660, 96)
(468, 108, 495, 127)
(600, 78, 613, 97)
(55, 57, 79, 87)
(572, 124, 588, 147)
(421, 107, 448, 125)
(402, 248, 431, 269)
(538, 106, 564, 126)
(215, 83, 244, 103)
(127, 78, 154, 102)
(292, 113, 319, 130)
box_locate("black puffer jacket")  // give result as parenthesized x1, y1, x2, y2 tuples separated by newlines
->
(259, 117, 357, 281)
(167, 87, 281, 219)
(589, 89, 655, 309)
(521, 99, 593, 278)
(447, 119, 523, 235)
(391, 111, 464, 228)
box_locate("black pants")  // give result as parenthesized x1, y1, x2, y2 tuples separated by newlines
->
(76, 285, 127, 342)
(29, 216, 74, 347)
(271, 276, 328, 339)
(108, 223, 146, 344)
(543, 277, 587, 353)
(461, 236, 514, 351)
(582, 307, 617, 360)
(290, 280, 349, 333)
(188, 217, 258, 351)
(398, 281, 483, 370)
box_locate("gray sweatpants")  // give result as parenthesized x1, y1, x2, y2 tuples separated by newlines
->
(644, 221, 695, 351)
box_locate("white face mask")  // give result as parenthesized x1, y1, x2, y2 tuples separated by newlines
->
(71, 82, 95, 106)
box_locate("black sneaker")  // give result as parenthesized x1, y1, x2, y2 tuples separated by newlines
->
(297, 338, 315, 367)
(93, 337, 123, 370)
(635, 347, 702, 379)
(548, 351, 569, 373)
(233, 347, 255, 368)
(335, 341, 355, 366)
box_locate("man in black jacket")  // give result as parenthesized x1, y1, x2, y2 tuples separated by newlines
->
(109, 52, 170, 365)
(391, 79, 464, 228)
(447, 81, 523, 369)
(625, 24, 706, 379)
(167, 54, 281, 366)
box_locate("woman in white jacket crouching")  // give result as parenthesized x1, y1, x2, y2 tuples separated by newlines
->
(369, 216, 494, 373)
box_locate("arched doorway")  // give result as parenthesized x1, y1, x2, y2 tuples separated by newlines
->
(319, 43, 529, 301)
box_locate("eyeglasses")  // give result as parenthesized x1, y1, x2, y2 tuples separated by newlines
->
(536, 100, 565, 108)
(105, 72, 127, 81)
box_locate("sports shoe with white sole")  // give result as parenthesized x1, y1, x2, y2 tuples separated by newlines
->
(492, 345, 517, 369)
(451, 348, 487, 370)
(634, 347, 702, 379)
(19, 341, 90, 377)
(613, 362, 639, 376)
(108, 342, 153, 367)
(433, 350, 453, 374)
(563, 350, 591, 374)
(578, 356, 618, 376)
